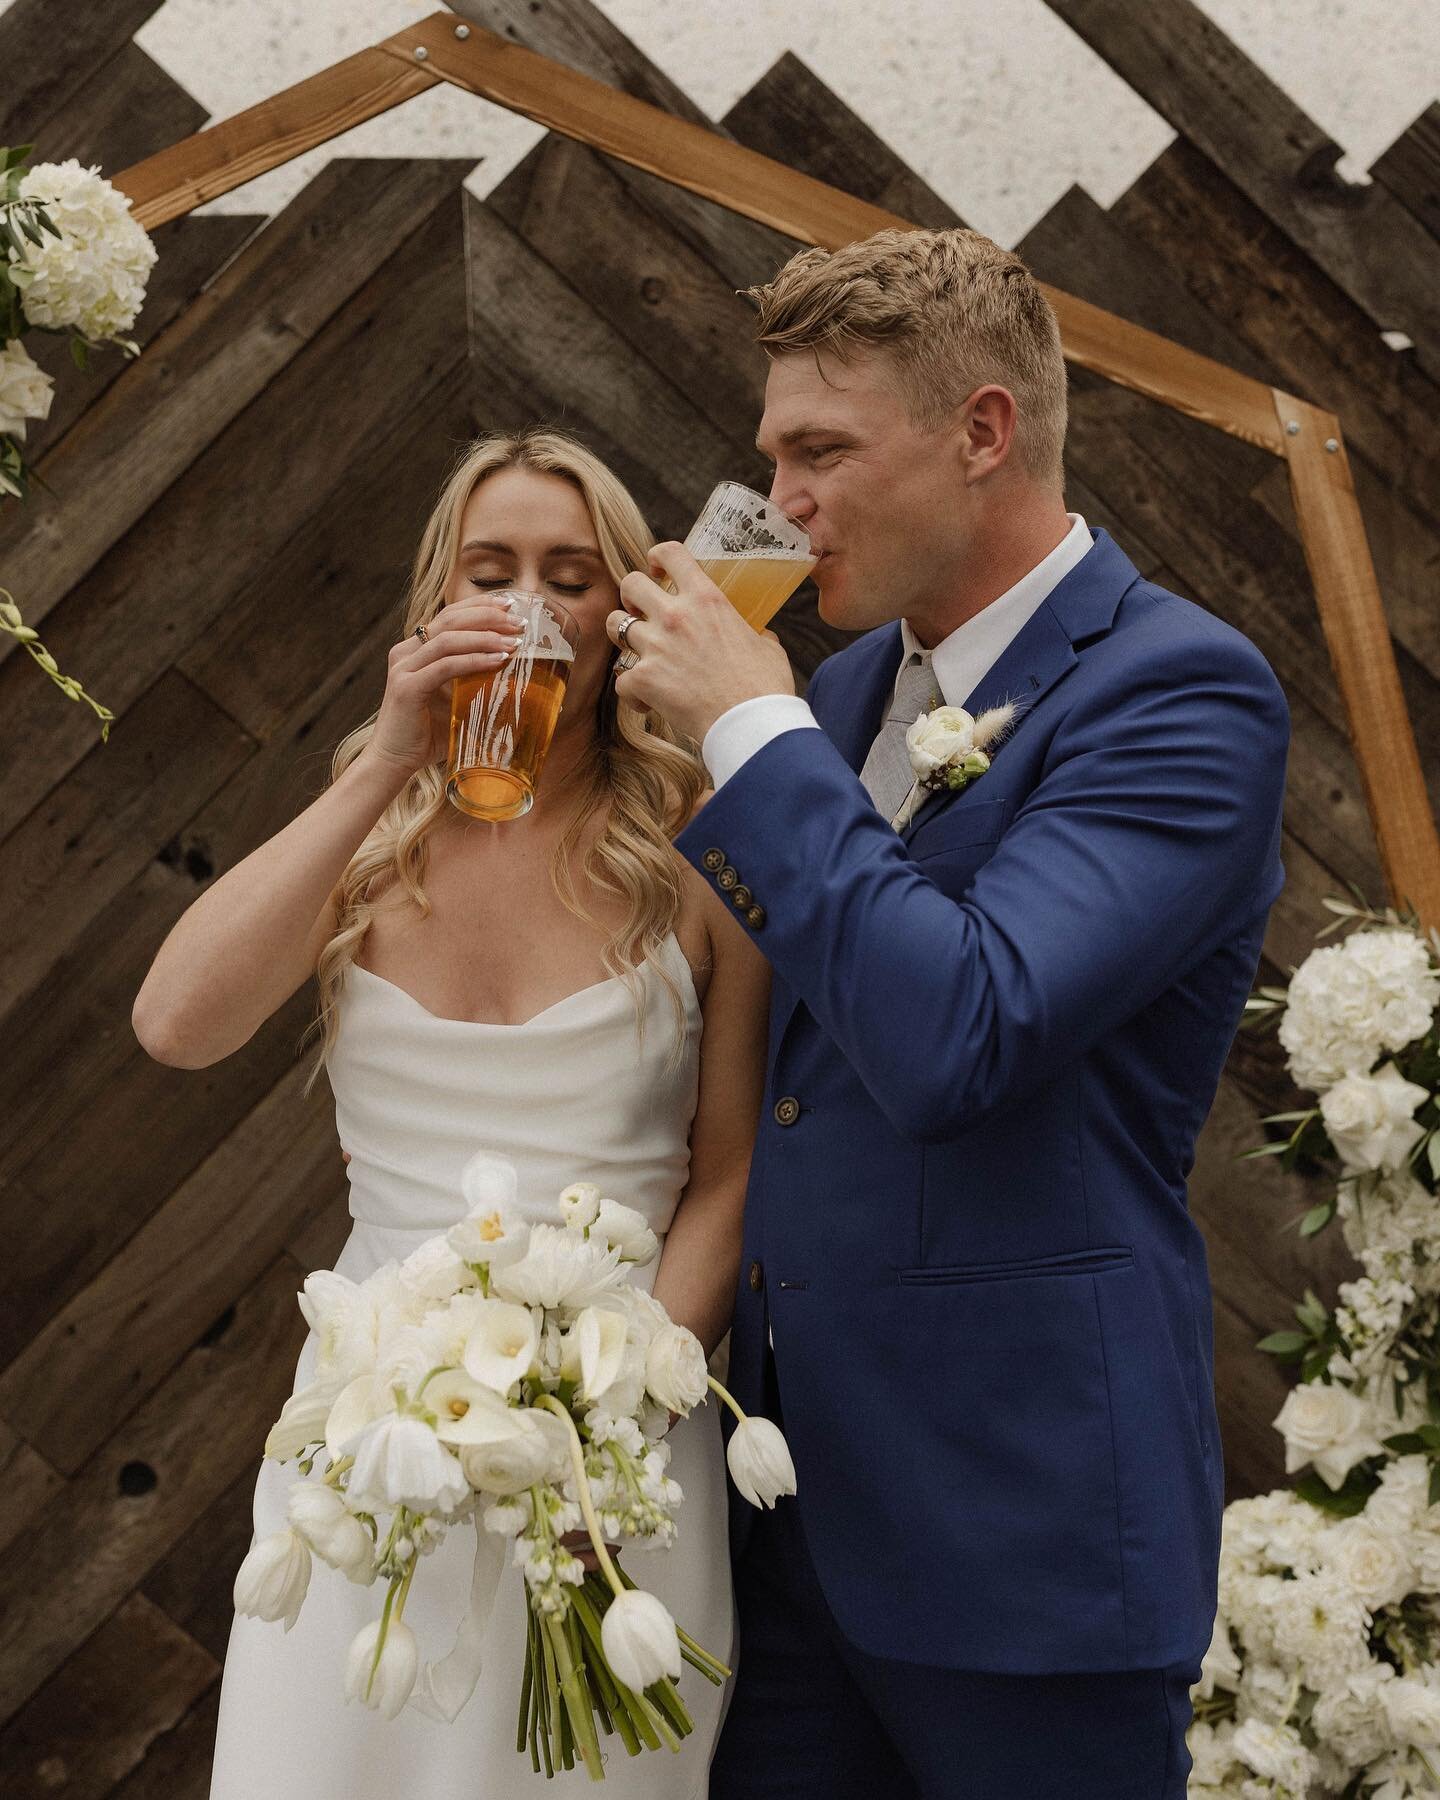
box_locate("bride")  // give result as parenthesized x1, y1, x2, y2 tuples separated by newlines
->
(132, 428, 771, 1796)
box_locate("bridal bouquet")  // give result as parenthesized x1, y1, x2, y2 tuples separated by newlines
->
(1190, 898, 1440, 1797)
(234, 1152, 796, 1782)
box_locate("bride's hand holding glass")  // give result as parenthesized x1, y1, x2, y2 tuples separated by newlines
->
(361, 598, 525, 781)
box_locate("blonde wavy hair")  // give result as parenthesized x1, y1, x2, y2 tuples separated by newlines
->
(299, 428, 706, 1097)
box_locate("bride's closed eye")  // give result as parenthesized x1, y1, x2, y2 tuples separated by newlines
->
(467, 576, 592, 594)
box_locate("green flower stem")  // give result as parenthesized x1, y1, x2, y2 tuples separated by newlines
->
(705, 1375, 749, 1424)
(517, 1620, 534, 1757)
(526, 1606, 544, 1773)
(547, 1610, 605, 1781)
(538, 1609, 558, 1778)
(537, 1394, 625, 1599)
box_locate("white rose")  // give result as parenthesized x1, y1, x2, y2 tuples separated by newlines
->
(904, 705, 975, 779)
(644, 1323, 709, 1415)
(1273, 1381, 1385, 1489)
(1320, 1063, 1428, 1173)
(0, 338, 54, 439)
(1326, 1521, 1413, 1611)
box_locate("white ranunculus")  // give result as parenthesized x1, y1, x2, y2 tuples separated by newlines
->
(726, 1416, 798, 1509)
(458, 1408, 568, 1496)
(1273, 1381, 1385, 1490)
(1327, 1520, 1414, 1612)
(491, 1224, 625, 1309)
(1380, 1673, 1440, 1750)
(1278, 929, 1439, 1093)
(398, 1233, 475, 1302)
(461, 1300, 541, 1393)
(345, 1414, 468, 1513)
(15, 161, 156, 340)
(344, 1618, 419, 1719)
(233, 1528, 311, 1630)
(1320, 1063, 1429, 1173)
(287, 1482, 376, 1584)
(644, 1323, 709, 1414)
(600, 1589, 682, 1692)
(0, 338, 54, 439)
(590, 1198, 659, 1265)
(264, 1378, 338, 1461)
(560, 1305, 631, 1404)
(904, 705, 976, 779)
(558, 1182, 602, 1228)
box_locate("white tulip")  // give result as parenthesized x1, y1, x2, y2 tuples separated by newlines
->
(644, 1323, 709, 1415)
(324, 1372, 388, 1460)
(459, 1410, 568, 1496)
(460, 1149, 519, 1211)
(558, 1181, 602, 1228)
(398, 1233, 475, 1302)
(601, 1589, 682, 1692)
(562, 1306, 631, 1403)
(233, 1528, 311, 1630)
(264, 1378, 337, 1461)
(462, 1301, 541, 1393)
(491, 1224, 625, 1309)
(344, 1618, 419, 1719)
(287, 1482, 376, 1585)
(345, 1414, 469, 1513)
(591, 1198, 659, 1265)
(726, 1416, 798, 1509)
(298, 1269, 381, 1386)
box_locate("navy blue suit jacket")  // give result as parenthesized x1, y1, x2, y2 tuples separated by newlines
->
(674, 528, 1290, 1674)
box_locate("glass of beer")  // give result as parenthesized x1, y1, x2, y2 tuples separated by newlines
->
(682, 481, 817, 630)
(445, 590, 579, 822)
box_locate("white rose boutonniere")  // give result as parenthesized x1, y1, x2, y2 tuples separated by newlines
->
(894, 701, 1021, 829)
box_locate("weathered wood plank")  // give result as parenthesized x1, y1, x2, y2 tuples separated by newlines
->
(105, 1688, 218, 1800)
(1042, 0, 1440, 383)
(1370, 102, 1440, 242)
(0, 0, 168, 142)
(143, 1472, 260, 1664)
(0, 179, 470, 846)
(0, 1061, 344, 1474)
(0, 156, 472, 672)
(0, 1257, 306, 1725)
(0, 671, 256, 1021)
(0, 1420, 63, 1557)
(0, 1593, 215, 1800)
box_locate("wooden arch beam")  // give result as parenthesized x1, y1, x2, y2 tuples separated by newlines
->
(105, 10, 1440, 926)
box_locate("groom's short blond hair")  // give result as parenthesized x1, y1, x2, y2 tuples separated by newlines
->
(743, 227, 1067, 489)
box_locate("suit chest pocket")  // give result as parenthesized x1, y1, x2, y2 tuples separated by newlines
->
(909, 797, 1010, 882)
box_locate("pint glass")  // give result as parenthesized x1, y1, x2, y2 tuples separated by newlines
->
(445, 590, 579, 821)
(682, 482, 817, 630)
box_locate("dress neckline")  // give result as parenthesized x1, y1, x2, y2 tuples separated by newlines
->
(345, 931, 697, 1030)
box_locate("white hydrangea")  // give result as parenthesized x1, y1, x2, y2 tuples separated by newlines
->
(1278, 929, 1438, 1093)
(1340, 1172, 1440, 1291)
(1231, 1715, 1319, 1794)
(0, 337, 54, 438)
(1310, 1662, 1398, 1771)
(1335, 1275, 1416, 1376)
(11, 160, 156, 342)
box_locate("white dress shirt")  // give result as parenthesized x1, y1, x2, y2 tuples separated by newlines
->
(701, 513, 1093, 788)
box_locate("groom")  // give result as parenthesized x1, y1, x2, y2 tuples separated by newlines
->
(608, 226, 1289, 1797)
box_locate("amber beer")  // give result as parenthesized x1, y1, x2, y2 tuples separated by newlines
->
(445, 592, 579, 822)
(683, 482, 817, 631)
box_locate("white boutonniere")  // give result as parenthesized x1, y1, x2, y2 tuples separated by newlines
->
(892, 701, 1021, 830)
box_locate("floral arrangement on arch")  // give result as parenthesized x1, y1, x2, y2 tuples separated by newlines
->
(1187, 896, 1440, 1799)
(1, 142, 158, 737)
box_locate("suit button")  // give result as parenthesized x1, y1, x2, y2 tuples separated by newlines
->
(746, 905, 767, 930)
(773, 1095, 800, 1127)
(748, 1260, 764, 1293)
(716, 864, 739, 891)
(731, 883, 753, 908)
(702, 848, 725, 872)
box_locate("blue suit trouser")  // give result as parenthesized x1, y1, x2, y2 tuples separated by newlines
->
(710, 1352, 1200, 1800)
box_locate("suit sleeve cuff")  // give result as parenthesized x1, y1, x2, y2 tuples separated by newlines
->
(702, 694, 820, 789)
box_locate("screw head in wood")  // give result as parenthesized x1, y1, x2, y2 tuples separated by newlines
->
(455, 23, 471, 36)
(1324, 437, 1340, 453)
(1285, 420, 1301, 435)
(414, 44, 429, 60)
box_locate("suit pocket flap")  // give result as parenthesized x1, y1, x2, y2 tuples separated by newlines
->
(897, 1245, 1134, 1286)
(912, 796, 1010, 857)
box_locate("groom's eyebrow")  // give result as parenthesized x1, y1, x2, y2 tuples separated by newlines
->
(755, 425, 852, 460)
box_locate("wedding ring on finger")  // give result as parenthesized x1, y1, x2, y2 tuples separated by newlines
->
(413, 622, 428, 643)
(616, 648, 639, 672)
(615, 612, 636, 650)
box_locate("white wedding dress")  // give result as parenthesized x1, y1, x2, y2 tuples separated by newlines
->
(209, 932, 733, 1798)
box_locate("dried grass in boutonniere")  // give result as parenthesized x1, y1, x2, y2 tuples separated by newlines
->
(892, 701, 1021, 830)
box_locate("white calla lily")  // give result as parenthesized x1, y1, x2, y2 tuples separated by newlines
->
(461, 1300, 541, 1393)
(423, 1368, 527, 1446)
(562, 1306, 630, 1403)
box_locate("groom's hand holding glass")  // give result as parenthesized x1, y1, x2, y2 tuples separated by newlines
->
(607, 541, 796, 745)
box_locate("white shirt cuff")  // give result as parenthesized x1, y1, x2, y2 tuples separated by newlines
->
(701, 694, 821, 789)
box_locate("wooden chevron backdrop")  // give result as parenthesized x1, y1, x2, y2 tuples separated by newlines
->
(0, 0, 1436, 1790)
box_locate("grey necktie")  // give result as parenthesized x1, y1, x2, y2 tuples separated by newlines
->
(859, 648, 939, 825)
